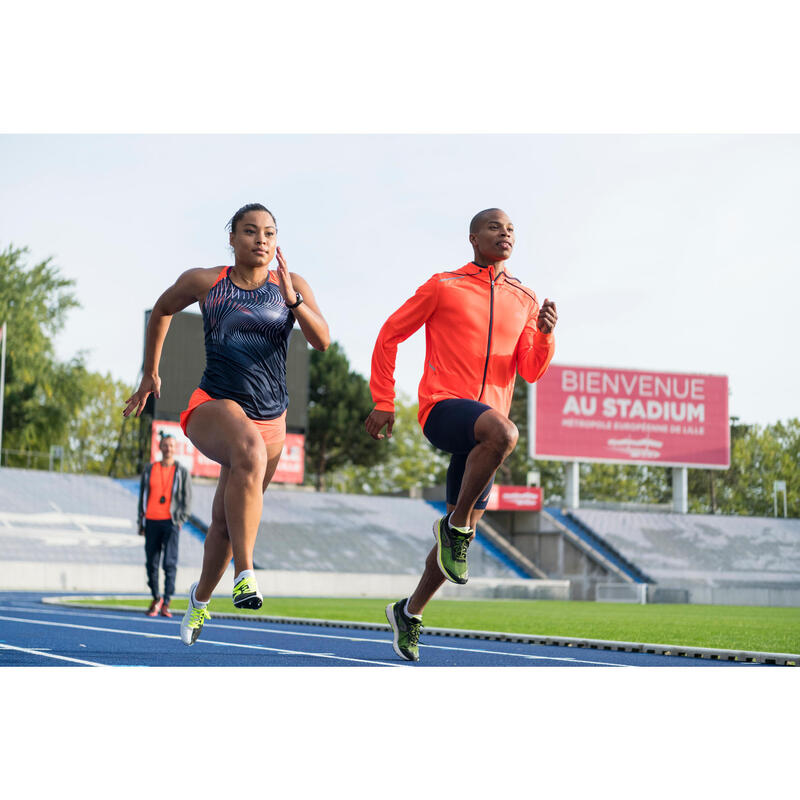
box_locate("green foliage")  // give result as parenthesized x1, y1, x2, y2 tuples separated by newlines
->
(503, 379, 565, 501)
(306, 341, 387, 490)
(688, 418, 800, 517)
(66, 372, 142, 476)
(0, 245, 89, 456)
(329, 395, 448, 494)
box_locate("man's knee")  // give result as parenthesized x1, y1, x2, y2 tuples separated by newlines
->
(477, 412, 519, 456)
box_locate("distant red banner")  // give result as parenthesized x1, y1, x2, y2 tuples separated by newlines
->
(529, 365, 729, 468)
(150, 420, 305, 483)
(485, 485, 543, 511)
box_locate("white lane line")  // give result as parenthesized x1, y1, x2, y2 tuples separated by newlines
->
(0, 615, 403, 667)
(0, 605, 636, 666)
(204, 622, 634, 666)
(0, 642, 107, 667)
(420, 642, 634, 666)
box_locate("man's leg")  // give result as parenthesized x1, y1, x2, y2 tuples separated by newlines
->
(387, 402, 517, 658)
(407, 507, 487, 616)
(143, 520, 162, 600)
(449, 409, 517, 528)
(162, 522, 180, 605)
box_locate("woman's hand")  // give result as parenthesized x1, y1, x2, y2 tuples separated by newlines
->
(275, 247, 296, 304)
(124, 374, 161, 418)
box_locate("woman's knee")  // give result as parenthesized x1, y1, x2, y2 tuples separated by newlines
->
(229, 435, 269, 479)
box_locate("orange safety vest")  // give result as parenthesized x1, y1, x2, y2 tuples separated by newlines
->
(370, 262, 555, 429)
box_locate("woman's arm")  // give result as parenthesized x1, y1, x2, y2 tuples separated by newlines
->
(123, 267, 217, 417)
(274, 247, 330, 351)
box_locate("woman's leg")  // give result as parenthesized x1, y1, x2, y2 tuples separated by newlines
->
(186, 399, 268, 583)
(194, 466, 233, 603)
(261, 440, 286, 490)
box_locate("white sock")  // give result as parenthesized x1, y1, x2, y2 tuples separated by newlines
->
(191, 585, 208, 608)
(404, 599, 422, 620)
(234, 569, 255, 585)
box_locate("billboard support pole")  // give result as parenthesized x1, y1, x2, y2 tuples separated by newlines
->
(565, 462, 580, 509)
(672, 467, 688, 514)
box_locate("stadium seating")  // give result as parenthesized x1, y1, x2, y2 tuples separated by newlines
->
(570, 507, 800, 605)
(0, 468, 205, 592)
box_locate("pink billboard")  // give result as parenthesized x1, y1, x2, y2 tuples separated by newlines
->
(528, 365, 729, 468)
(485, 486, 543, 511)
(151, 420, 305, 483)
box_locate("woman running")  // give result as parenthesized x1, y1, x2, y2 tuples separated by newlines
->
(123, 203, 329, 645)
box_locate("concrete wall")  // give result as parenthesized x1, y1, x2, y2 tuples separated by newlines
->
(0, 560, 569, 601)
(484, 510, 615, 600)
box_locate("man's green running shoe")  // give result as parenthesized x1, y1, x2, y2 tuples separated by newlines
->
(386, 599, 421, 662)
(434, 513, 472, 584)
(180, 582, 211, 646)
(233, 574, 263, 609)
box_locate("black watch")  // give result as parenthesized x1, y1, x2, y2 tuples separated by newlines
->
(286, 292, 303, 309)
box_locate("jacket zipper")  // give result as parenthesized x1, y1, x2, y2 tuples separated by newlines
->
(478, 266, 495, 401)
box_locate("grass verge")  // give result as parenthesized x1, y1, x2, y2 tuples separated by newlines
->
(69, 595, 800, 654)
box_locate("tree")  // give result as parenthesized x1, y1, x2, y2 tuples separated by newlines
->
(329, 395, 448, 494)
(503, 378, 565, 503)
(66, 372, 141, 476)
(305, 341, 387, 490)
(0, 245, 89, 460)
(689, 418, 800, 517)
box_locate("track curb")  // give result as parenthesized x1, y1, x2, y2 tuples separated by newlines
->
(43, 596, 799, 666)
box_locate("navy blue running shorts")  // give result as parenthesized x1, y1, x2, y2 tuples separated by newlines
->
(423, 398, 495, 509)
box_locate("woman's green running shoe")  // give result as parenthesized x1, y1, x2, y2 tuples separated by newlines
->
(232, 574, 263, 609)
(180, 582, 211, 646)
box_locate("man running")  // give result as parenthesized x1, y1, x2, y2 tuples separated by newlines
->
(365, 208, 557, 661)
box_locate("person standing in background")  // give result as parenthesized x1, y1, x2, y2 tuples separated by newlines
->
(138, 433, 192, 618)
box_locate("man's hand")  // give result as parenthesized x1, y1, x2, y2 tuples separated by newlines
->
(537, 298, 558, 333)
(365, 408, 395, 440)
(138, 527, 145, 537)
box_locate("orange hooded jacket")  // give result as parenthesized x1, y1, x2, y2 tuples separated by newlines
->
(370, 262, 555, 429)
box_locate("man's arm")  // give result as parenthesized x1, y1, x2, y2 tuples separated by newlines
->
(366, 276, 439, 439)
(516, 298, 557, 383)
(181, 467, 192, 525)
(137, 468, 148, 534)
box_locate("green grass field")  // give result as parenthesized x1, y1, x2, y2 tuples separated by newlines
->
(72, 596, 800, 654)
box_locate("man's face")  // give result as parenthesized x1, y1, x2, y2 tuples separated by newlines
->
(469, 210, 515, 263)
(160, 437, 176, 461)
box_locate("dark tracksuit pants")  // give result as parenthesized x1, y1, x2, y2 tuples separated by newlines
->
(144, 519, 180, 603)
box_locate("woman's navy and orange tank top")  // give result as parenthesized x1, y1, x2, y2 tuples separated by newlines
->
(199, 266, 294, 420)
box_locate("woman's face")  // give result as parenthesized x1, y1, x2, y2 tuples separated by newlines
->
(229, 210, 277, 268)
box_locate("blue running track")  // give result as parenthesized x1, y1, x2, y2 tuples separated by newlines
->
(0, 592, 774, 667)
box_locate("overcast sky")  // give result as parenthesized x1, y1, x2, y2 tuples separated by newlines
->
(0, 134, 796, 426)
